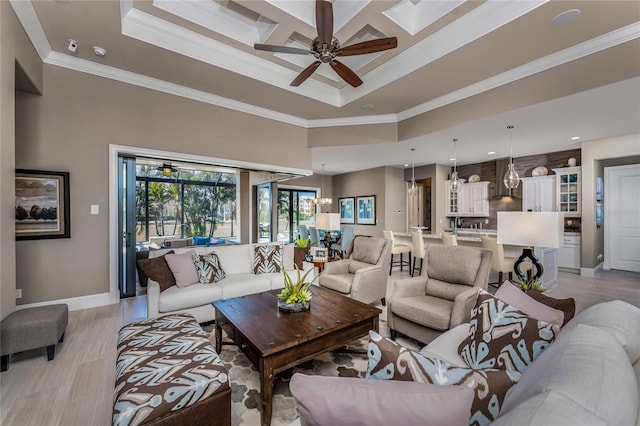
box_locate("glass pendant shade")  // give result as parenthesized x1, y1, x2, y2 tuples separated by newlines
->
(503, 162, 520, 189)
(314, 164, 332, 205)
(407, 148, 418, 196)
(449, 171, 463, 194)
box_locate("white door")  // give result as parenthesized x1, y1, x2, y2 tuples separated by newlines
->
(605, 164, 640, 272)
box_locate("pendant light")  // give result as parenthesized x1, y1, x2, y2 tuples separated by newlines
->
(449, 138, 463, 194)
(407, 148, 418, 196)
(314, 164, 332, 206)
(503, 125, 520, 190)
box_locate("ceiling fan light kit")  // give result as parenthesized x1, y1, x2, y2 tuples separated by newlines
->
(254, 0, 397, 88)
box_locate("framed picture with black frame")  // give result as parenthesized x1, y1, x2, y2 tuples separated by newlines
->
(356, 195, 376, 225)
(15, 169, 70, 240)
(339, 197, 355, 224)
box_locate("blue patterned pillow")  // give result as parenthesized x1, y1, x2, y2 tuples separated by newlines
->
(458, 290, 560, 374)
(366, 330, 521, 426)
(192, 253, 226, 283)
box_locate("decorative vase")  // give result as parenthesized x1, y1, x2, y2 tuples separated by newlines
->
(277, 298, 310, 313)
(568, 157, 577, 167)
(293, 247, 308, 269)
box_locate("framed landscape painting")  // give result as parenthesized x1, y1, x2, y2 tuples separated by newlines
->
(356, 195, 376, 225)
(339, 197, 355, 224)
(15, 169, 70, 240)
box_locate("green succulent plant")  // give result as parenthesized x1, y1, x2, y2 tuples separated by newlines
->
(514, 277, 548, 293)
(294, 237, 311, 248)
(278, 265, 317, 304)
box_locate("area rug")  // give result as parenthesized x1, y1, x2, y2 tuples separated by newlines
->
(203, 325, 369, 426)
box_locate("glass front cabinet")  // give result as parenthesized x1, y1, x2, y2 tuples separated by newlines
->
(552, 166, 581, 217)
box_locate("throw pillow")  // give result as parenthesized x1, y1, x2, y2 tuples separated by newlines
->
(165, 250, 199, 287)
(137, 250, 175, 292)
(291, 373, 474, 426)
(252, 243, 282, 274)
(527, 290, 575, 326)
(192, 253, 226, 284)
(458, 290, 560, 375)
(494, 282, 564, 326)
(366, 331, 521, 426)
(193, 236, 211, 246)
(351, 237, 385, 264)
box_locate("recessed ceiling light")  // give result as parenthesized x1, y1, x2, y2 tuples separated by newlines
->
(571, 136, 581, 140)
(360, 104, 374, 110)
(449, 158, 455, 162)
(403, 163, 409, 167)
(488, 151, 496, 155)
(551, 9, 581, 27)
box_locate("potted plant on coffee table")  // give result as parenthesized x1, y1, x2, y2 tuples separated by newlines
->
(278, 266, 316, 312)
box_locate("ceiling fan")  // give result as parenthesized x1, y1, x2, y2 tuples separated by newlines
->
(254, 0, 397, 88)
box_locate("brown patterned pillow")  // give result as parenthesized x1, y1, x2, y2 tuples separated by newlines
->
(527, 290, 575, 326)
(192, 253, 226, 283)
(137, 250, 175, 292)
(252, 243, 282, 274)
(366, 331, 521, 426)
(458, 290, 560, 375)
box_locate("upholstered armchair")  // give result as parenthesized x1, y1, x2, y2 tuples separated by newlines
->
(319, 236, 392, 306)
(388, 244, 492, 344)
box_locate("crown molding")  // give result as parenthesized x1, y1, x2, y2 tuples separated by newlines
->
(44, 52, 309, 128)
(9, 0, 51, 60)
(397, 21, 640, 121)
(307, 114, 398, 128)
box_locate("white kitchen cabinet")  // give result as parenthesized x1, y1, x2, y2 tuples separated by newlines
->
(521, 175, 556, 212)
(445, 181, 489, 217)
(558, 233, 581, 269)
(553, 166, 581, 217)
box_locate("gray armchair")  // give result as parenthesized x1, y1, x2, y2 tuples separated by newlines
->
(388, 244, 492, 344)
(319, 236, 392, 306)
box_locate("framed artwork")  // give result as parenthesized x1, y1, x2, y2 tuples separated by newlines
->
(15, 169, 70, 240)
(596, 176, 603, 201)
(339, 197, 355, 224)
(356, 195, 376, 225)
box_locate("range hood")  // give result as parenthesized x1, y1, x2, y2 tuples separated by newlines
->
(495, 157, 518, 198)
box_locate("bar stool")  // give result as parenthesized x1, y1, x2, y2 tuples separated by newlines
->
(383, 230, 411, 275)
(480, 236, 532, 287)
(411, 231, 426, 277)
(442, 234, 458, 246)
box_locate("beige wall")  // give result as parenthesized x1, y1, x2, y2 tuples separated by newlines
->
(1, 3, 43, 319)
(14, 64, 311, 305)
(308, 122, 398, 147)
(384, 167, 407, 233)
(581, 134, 640, 270)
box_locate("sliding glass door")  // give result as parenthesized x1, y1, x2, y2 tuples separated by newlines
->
(277, 189, 316, 242)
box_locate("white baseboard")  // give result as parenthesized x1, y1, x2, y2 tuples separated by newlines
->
(16, 292, 118, 312)
(580, 262, 603, 277)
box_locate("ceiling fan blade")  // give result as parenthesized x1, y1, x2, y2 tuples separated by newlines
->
(330, 60, 363, 88)
(254, 44, 311, 55)
(316, 0, 334, 48)
(338, 37, 398, 57)
(290, 61, 322, 87)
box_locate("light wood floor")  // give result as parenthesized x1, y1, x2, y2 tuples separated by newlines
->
(1, 269, 638, 425)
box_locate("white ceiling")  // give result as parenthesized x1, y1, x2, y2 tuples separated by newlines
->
(11, 0, 640, 174)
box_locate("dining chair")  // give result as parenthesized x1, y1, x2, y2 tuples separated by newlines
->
(480, 236, 532, 286)
(330, 226, 354, 259)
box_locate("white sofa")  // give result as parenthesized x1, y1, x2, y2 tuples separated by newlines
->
(290, 299, 640, 425)
(146, 243, 313, 323)
(421, 299, 640, 425)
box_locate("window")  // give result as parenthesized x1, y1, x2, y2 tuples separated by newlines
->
(277, 189, 316, 242)
(135, 164, 237, 242)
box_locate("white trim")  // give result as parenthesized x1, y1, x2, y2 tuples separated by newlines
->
(10, 0, 640, 130)
(108, 144, 313, 300)
(8, 0, 51, 60)
(580, 262, 603, 277)
(44, 52, 309, 128)
(16, 292, 116, 312)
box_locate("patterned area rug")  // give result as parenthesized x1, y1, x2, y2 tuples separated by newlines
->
(203, 325, 368, 426)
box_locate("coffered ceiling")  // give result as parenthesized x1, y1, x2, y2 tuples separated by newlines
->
(11, 0, 640, 173)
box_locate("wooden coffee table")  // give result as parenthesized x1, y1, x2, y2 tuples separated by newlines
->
(213, 285, 381, 426)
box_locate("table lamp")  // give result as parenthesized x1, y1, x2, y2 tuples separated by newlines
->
(497, 212, 563, 282)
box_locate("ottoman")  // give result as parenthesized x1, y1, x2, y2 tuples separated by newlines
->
(113, 313, 231, 426)
(0, 304, 68, 372)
